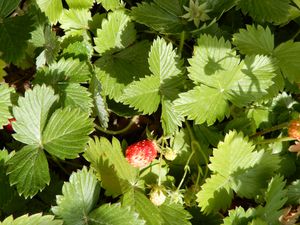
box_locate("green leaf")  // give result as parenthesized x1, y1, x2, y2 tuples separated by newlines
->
(120, 75, 161, 114)
(222, 207, 254, 225)
(13, 85, 58, 146)
(1, 213, 63, 225)
(255, 175, 287, 225)
(159, 202, 192, 225)
(131, 0, 187, 34)
(187, 34, 239, 85)
(52, 167, 100, 225)
(286, 180, 300, 204)
(231, 151, 281, 199)
(273, 40, 300, 83)
(232, 25, 274, 55)
(65, 0, 94, 9)
(95, 41, 151, 101)
(43, 107, 94, 159)
(60, 9, 92, 31)
(35, 57, 91, 84)
(122, 189, 164, 225)
(36, 0, 63, 24)
(208, 131, 256, 176)
(161, 98, 183, 135)
(96, 0, 123, 10)
(0, 84, 14, 127)
(89, 203, 145, 225)
(94, 10, 136, 55)
(90, 73, 109, 128)
(223, 55, 277, 106)
(7, 145, 50, 198)
(0, 14, 35, 63)
(62, 40, 93, 61)
(35, 26, 60, 68)
(84, 137, 138, 197)
(148, 37, 182, 81)
(197, 131, 278, 213)
(0, 0, 21, 18)
(237, 0, 290, 24)
(58, 83, 93, 114)
(174, 85, 230, 125)
(197, 173, 233, 214)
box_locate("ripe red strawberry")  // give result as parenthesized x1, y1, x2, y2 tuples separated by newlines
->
(125, 139, 158, 168)
(288, 120, 300, 141)
(3, 118, 16, 133)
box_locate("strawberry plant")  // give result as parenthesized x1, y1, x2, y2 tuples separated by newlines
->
(1, 0, 300, 224)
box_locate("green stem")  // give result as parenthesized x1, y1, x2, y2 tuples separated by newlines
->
(250, 122, 289, 138)
(158, 152, 163, 186)
(178, 31, 185, 54)
(255, 137, 295, 145)
(95, 115, 139, 135)
(292, 28, 300, 40)
(176, 121, 209, 191)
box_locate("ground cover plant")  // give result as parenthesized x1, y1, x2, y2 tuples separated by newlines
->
(0, 0, 300, 224)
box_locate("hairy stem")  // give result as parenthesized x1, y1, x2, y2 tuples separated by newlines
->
(94, 115, 139, 135)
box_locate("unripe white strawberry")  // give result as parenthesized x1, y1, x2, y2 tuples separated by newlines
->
(164, 148, 177, 161)
(149, 186, 166, 206)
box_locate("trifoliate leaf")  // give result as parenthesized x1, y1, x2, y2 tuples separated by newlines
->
(197, 131, 278, 213)
(131, 0, 187, 34)
(0, 0, 21, 18)
(187, 34, 240, 85)
(224, 55, 277, 106)
(89, 73, 109, 128)
(286, 180, 300, 204)
(159, 202, 192, 225)
(161, 98, 183, 135)
(0, 84, 14, 127)
(65, 0, 94, 9)
(1, 213, 63, 225)
(94, 10, 136, 55)
(122, 189, 164, 225)
(148, 37, 182, 81)
(43, 107, 94, 159)
(232, 25, 274, 55)
(0, 14, 34, 63)
(89, 203, 145, 225)
(273, 40, 300, 83)
(52, 167, 100, 225)
(197, 173, 233, 214)
(0, 59, 7, 82)
(95, 41, 151, 101)
(255, 175, 287, 225)
(96, 0, 123, 10)
(174, 85, 230, 125)
(13, 85, 58, 146)
(58, 83, 93, 114)
(36, 0, 63, 24)
(84, 137, 138, 197)
(237, 0, 290, 24)
(120, 75, 161, 114)
(7, 145, 50, 198)
(60, 9, 92, 31)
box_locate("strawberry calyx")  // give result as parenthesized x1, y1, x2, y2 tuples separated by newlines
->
(125, 139, 158, 168)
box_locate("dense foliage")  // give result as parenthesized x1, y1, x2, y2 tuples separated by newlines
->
(1, 0, 300, 224)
